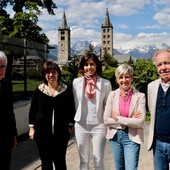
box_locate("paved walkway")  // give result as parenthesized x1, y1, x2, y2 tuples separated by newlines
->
(11, 122, 154, 170)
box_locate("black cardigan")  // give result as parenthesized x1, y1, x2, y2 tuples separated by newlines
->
(29, 85, 75, 137)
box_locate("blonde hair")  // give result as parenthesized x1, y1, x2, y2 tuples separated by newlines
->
(115, 63, 133, 81)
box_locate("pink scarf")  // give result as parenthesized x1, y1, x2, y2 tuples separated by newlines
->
(85, 74, 97, 100)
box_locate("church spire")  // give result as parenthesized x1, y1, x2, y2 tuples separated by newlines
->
(103, 8, 112, 26)
(60, 10, 68, 29)
(101, 8, 113, 57)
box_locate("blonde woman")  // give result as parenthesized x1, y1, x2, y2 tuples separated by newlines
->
(104, 63, 146, 170)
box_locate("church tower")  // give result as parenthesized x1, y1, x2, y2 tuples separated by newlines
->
(58, 11, 71, 64)
(101, 8, 113, 58)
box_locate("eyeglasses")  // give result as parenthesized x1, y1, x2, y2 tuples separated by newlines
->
(162, 92, 167, 107)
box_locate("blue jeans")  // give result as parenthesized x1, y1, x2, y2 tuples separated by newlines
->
(153, 139, 170, 170)
(109, 128, 140, 170)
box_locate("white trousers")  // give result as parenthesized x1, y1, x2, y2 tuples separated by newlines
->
(74, 122, 106, 170)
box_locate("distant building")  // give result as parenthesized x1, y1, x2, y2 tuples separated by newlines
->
(12, 55, 40, 73)
(101, 8, 113, 58)
(114, 54, 133, 64)
(57, 11, 71, 65)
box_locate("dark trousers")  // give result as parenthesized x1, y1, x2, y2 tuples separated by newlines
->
(35, 134, 69, 170)
(0, 136, 12, 170)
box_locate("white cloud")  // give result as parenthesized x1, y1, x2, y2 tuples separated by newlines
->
(109, 0, 147, 16)
(137, 25, 161, 29)
(45, 30, 58, 44)
(71, 26, 101, 44)
(113, 32, 170, 49)
(153, 10, 170, 26)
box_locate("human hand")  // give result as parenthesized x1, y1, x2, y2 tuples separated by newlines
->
(29, 127, 35, 140)
(132, 112, 142, 119)
(84, 72, 91, 79)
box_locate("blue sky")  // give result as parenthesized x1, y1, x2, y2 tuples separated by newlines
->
(7, 0, 170, 50)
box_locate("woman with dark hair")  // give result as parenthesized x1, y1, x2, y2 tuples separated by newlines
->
(29, 61, 75, 170)
(73, 53, 112, 170)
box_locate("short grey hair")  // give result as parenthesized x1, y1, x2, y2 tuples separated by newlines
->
(0, 51, 7, 65)
(115, 63, 133, 80)
(152, 48, 170, 65)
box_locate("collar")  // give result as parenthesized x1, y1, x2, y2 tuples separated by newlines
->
(38, 83, 67, 97)
(159, 80, 170, 92)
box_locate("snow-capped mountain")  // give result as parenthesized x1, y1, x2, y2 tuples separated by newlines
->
(47, 41, 170, 61)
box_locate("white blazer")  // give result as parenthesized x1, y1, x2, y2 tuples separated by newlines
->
(73, 76, 112, 123)
(147, 79, 160, 150)
(104, 88, 146, 144)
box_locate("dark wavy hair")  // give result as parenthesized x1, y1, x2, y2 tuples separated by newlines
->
(79, 53, 102, 76)
(41, 61, 61, 85)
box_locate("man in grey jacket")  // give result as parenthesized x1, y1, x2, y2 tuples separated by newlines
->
(148, 48, 170, 170)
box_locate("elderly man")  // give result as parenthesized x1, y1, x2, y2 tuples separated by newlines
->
(148, 49, 170, 170)
(0, 51, 17, 169)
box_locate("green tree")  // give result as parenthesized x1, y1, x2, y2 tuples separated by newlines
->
(102, 50, 118, 69)
(102, 67, 117, 90)
(132, 58, 159, 94)
(0, 9, 13, 35)
(62, 55, 80, 85)
(61, 70, 74, 86)
(10, 6, 48, 43)
(12, 0, 56, 14)
(0, 0, 57, 43)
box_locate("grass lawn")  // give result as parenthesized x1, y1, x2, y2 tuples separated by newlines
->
(12, 79, 42, 92)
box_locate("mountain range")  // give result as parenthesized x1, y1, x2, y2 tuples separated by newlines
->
(47, 41, 170, 61)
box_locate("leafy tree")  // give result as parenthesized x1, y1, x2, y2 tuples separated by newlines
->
(11, 0, 57, 14)
(0, 0, 57, 43)
(0, 9, 13, 35)
(62, 55, 80, 78)
(10, 7, 48, 43)
(102, 67, 117, 90)
(61, 55, 80, 85)
(102, 50, 118, 69)
(132, 58, 159, 94)
(61, 69, 74, 86)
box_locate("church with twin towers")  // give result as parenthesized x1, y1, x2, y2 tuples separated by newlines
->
(57, 8, 113, 65)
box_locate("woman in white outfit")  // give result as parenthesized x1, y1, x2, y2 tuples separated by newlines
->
(73, 53, 112, 170)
